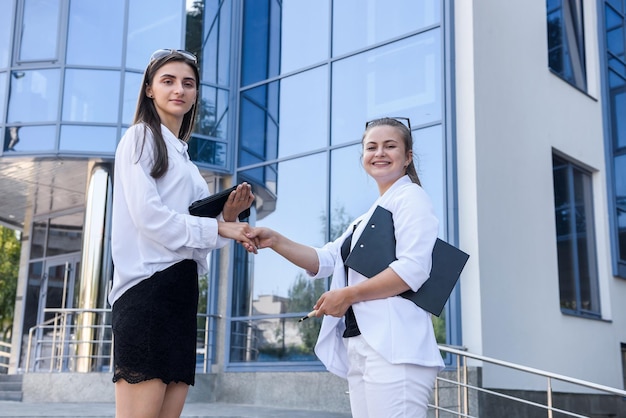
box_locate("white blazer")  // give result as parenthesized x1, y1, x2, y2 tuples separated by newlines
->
(309, 176, 445, 378)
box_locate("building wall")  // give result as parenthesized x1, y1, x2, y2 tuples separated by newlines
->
(456, 0, 625, 390)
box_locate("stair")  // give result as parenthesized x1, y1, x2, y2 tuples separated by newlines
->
(0, 374, 22, 401)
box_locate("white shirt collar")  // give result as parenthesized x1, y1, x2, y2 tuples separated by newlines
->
(160, 124, 188, 155)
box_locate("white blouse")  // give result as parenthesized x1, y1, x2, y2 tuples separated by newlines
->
(108, 123, 229, 305)
(309, 175, 445, 378)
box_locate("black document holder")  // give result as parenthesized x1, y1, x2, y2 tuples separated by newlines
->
(344, 206, 469, 317)
(189, 185, 251, 221)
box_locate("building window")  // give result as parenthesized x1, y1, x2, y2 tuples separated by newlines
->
(603, 0, 626, 277)
(552, 154, 600, 317)
(546, 0, 587, 90)
(622, 343, 626, 390)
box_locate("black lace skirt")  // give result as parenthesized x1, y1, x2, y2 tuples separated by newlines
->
(111, 259, 198, 385)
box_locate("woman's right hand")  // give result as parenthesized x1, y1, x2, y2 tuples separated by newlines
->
(217, 221, 257, 253)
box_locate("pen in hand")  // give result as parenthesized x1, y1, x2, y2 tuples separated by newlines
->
(298, 310, 318, 322)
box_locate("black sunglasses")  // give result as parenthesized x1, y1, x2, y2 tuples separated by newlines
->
(365, 117, 411, 131)
(149, 49, 197, 64)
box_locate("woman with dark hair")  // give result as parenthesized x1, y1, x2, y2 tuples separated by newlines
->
(249, 117, 443, 418)
(108, 49, 255, 418)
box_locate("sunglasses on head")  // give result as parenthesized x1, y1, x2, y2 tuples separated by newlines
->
(149, 49, 197, 64)
(365, 117, 411, 131)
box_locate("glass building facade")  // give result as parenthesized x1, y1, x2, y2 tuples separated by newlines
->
(1, 0, 456, 372)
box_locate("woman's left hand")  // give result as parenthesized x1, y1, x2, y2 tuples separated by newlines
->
(223, 182, 254, 221)
(314, 287, 356, 318)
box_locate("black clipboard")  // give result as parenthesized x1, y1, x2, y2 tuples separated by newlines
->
(344, 206, 469, 317)
(188, 185, 251, 221)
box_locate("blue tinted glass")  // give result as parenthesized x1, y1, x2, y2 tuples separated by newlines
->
(3, 125, 56, 152)
(251, 152, 327, 300)
(331, 31, 442, 145)
(200, 1, 232, 85)
(241, 0, 280, 85)
(63, 70, 120, 123)
(67, 0, 124, 66)
(616, 154, 626, 201)
(333, 0, 440, 56)
(8, 69, 61, 123)
(278, 68, 328, 158)
(195, 85, 229, 139)
(59, 125, 117, 153)
(126, 0, 183, 70)
(412, 125, 444, 235)
(122, 71, 142, 125)
(239, 82, 279, 165)
(280, 0, 329, 74)
(607, 0, 624, 13)
(19, 0, 60, 62)
(615, 89, 626, 148)
(0, 0, 13, 67)
(0, 72, 6, 122)
(187, 137, 227, 167)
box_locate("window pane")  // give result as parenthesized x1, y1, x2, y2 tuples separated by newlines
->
(333, 0, 440, 56)
(198, 1, 232, 85)
(280, 0, 329, 74)
(30, 221, 47, 259)
(241, 0, 281, 86)
(616, 154, 626, 209)
(125, 0, 183, 70)
(63, 69, 120, 123)
(3, 125, 56, 152)
(0, 0, 13, 67)
(46, 212, 84, 257)
(331, 31, 441, 145)
(66, 0, 124, 66)
(0, 72, 6, 122)
(19, 0, 60, 62)
(122, 72, 142, 125)
(278, 68, 328, 158)
(606, 5, 625, 60)
(59, 125, 117, 153)
(238, 82, 279, 167)
(8, 69, 61, 123)
(614, 88, 626, 149)
(413, 125, 445, 235)
(195, 85, 229, 140)
(187, 137, 227, 167)
(618, 209, 626, 261)
(229, 317, 320, 363)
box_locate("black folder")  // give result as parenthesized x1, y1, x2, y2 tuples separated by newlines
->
(344, 206, 469, 317)
(189, 185, 251, 221)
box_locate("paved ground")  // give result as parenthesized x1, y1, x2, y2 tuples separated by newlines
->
(0, 401, 352, 418)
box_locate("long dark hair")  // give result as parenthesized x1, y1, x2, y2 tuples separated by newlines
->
(362, 117, 421, 186)
(134, 52, 200, 178)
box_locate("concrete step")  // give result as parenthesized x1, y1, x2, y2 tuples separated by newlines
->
(0, 374, 23, 401)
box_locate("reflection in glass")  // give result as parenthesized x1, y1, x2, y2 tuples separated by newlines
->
(126, 0, 183, 70)
(280, 0, 329, 74)
(19, 0, 60, 62)
(331, 31, 442, 145)
(614, 89, 626, 148)
(60, 126, 117, 153)
(46, 212, 84, 257)
(333, 0, 440, 56)
(0, 72, 6, 122)
(229, 317, 320, 363)
(8, 70, 61, 123)
(278, 68, 328, 158)
(122, 72, 142, 125)
(238, 82, 280, 167)
(0, 0, 13, 67)
(248, 153, 327, 302)
(241, 0, 281, 86)
(195, 85, 228, 140)
(188, 137, 227, 167)
(195, 0, 232, 85)
(63, 69, 120, 123)
(66, 0, 124, 66)
(23, 262, 43, 336)
(30, 221, 47, 259)
(330, 144, 379, 232)
(3, 125, 56, 152)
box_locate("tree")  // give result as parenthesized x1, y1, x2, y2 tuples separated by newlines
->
(0, 226, 20, 341)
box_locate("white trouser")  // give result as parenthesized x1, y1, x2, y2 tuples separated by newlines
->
(345, 335, 439, 418)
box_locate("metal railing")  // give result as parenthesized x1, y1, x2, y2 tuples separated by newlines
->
(0, 339, 10, 373)
(432, 345, 626, 417)
(20, 309, 626, 417)
(24, 308, 221, 374)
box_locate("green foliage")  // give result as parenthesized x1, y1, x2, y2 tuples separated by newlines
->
(286, 273, 326, 351)
(0, 226, 20, 340)
(432, 310, 446, 345)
